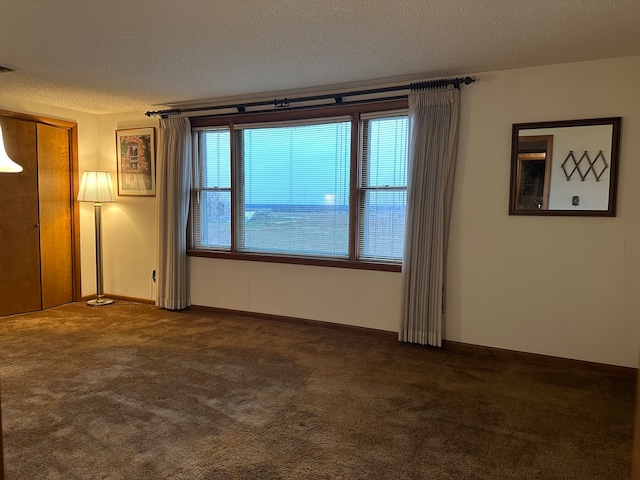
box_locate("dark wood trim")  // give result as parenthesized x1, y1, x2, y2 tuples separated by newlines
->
(187, 249, 402, 272)
(231, 122, 239, 252)
(188, 304, 637, 375)
(70, 124, 81, 302)
(188, 304, 398, 340)
(443, 340, 636, 376)
(349, 112, 360, 261)
(190, 100, 408, 128)
(633, 365, 640, 480)
(81, 294, 156, 305)
(0, 108, 76, 130)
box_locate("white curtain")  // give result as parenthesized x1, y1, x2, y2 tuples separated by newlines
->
(399, 87, 461, 346)
(156, 116, 192, 310)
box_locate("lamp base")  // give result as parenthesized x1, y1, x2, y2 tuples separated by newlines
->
(87, 298, 114, 306)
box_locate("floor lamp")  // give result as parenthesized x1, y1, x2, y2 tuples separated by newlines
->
(77, 171, 115, 306)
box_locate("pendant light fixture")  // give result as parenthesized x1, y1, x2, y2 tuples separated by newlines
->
(0, 124, 22, 173)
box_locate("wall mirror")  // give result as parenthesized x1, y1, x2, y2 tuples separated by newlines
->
(509, 117, 621, 216)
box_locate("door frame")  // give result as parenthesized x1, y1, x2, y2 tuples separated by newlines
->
(0, 108, 81, 302)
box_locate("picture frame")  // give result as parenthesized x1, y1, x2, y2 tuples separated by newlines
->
(116, 127, 156, 196)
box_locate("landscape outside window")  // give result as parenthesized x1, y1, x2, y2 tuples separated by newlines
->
(191, 105, 408, 269)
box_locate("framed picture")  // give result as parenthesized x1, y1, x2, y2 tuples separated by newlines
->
(116, 127, 156, 196)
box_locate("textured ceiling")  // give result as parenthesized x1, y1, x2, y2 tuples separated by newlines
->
(0, 0, 639, 114)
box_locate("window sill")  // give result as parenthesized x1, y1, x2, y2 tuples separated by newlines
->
(187, 249, 402, 272)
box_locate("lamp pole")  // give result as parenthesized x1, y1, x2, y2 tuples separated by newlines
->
(88, 201, 112, 306)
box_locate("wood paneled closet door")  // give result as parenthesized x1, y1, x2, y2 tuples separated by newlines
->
(37, 123, 73, 309)
(0, 117, 74, 315)
(0, 118, 41, 314)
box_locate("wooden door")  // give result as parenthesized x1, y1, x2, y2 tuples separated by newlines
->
(0, 118, 42, 315)
(37, 124, 73, 309)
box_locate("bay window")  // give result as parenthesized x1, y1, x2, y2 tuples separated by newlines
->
(190, 101, 408, 270)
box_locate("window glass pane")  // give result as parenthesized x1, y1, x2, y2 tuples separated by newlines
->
(237, 120, 351, 257)
(364, 117, 408, 187)
(360, 190, 406, 260)
(360, 115, 408, 262)
(195, 190, 231, 249)
(200, 128, 231, 188)
(194, 128, 232, 250)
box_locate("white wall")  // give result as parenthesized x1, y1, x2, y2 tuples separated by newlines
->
(447, 56, 640, 368)
(188, 56, 640, 367)
(190, 259, 402, 331)
(3, 55, 638, 367)
(96, 113, 158, 301)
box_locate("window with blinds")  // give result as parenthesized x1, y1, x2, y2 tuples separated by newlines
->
(190, 102, 408, 269)
(359, 113, 408, 262)
(193, 127, 231, 249)
(235, 118, 351, 257)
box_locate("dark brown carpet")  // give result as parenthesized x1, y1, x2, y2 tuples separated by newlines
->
(0, 302, 635, 479)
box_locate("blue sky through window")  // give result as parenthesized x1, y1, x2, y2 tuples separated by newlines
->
(242, 121, 351, 207)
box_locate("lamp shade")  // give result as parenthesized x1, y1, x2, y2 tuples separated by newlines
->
(0, 124, 23, 173)
(77, 171, 116, 203)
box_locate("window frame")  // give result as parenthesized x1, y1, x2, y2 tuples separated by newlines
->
(192, 125, 233, 251)
(188, 99, 408, 272)
(358, 111, 409, 262)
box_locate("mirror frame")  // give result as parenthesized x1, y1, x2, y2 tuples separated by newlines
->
(509, 117, 621, 216)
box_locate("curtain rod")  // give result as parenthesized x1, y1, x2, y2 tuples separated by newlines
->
(145, 76, 475, 118)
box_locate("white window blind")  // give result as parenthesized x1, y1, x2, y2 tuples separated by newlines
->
(235, 118, 352, 257)
(359, 113, 408, 262)
(193, 127, 231, 250)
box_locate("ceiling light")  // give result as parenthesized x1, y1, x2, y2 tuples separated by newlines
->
(0, 125, 23, 173)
